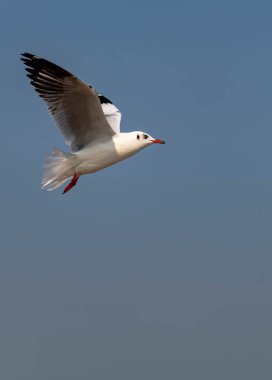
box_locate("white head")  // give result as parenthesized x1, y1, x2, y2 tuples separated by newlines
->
(125, 131, 165, 149)
(113, 131, 165, 157)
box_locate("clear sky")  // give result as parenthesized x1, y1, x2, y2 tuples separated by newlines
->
(1, 0, 272, 379)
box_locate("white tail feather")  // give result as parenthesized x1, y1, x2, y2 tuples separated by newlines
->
(42, 149, 77, 191)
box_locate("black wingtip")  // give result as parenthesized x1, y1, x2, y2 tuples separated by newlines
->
(20, 52, 75, 80)
(21, 52, 33, 57)
(96, 92, 113, 105)
(20, 52, 35, 61)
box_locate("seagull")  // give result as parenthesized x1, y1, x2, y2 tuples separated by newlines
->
(21, 53, 165, 194)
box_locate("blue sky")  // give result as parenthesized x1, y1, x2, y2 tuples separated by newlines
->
(1, 1, 272, 379)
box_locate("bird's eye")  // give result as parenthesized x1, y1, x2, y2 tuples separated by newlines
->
(137, 134, 140, 140)
(144, 134, 148, 139)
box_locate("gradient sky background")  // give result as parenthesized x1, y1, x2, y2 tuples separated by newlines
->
(1, 1, 272, 379)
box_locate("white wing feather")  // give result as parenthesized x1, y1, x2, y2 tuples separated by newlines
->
(96, 92, 122, 134)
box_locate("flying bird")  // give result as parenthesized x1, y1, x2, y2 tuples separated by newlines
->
(21, 53, 165, 194)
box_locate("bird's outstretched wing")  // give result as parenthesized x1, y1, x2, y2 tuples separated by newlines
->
(21, 53, 116, 151)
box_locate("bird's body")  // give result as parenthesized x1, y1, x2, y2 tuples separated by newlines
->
(77, 132, 148, 174)
(21, 53, 165, 193)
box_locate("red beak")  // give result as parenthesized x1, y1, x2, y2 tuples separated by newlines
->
(151, 139, 165, 144)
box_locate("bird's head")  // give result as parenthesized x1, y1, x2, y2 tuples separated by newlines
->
(132, 131, 165, 147)
(113, 131, 165, 157)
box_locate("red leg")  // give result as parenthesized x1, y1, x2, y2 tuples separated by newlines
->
(62, 174, 79, 194)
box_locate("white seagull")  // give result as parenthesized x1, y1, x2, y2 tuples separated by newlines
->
(21, 53, 165, 194)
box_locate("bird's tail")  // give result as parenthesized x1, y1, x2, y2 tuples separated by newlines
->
(42, 148, 78, 191)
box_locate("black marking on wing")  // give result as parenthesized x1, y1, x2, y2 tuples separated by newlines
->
(98, 95, 112, 104)
(21, 53, 75, 82)
(93, 90, 113, 105)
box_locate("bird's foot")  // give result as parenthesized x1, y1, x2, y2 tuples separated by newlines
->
(62, 174, 79, 194)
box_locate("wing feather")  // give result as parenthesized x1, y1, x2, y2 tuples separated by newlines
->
(96, 92, 122, 134)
